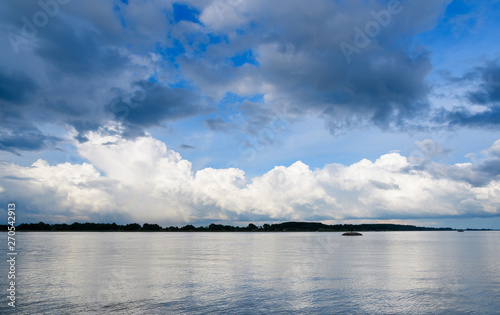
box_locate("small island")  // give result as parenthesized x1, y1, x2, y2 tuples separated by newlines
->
(342, 231, 363, 236)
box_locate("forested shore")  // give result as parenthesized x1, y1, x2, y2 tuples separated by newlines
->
(0, 221, 477, 232)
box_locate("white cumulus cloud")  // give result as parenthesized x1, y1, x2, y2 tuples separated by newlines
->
(1, 128, 499, 225)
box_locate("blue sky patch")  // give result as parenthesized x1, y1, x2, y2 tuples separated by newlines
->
(173, 3, 201, 24)
(230, 50, 258, 67)
(113, 4, 127, 28)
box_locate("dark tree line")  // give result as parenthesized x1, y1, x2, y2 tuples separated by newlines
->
(0, 221, 460, 232)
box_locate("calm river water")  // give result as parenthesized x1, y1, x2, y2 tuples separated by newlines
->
(1, 231, 499, 314)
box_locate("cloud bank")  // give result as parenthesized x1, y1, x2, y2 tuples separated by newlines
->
(3, 0, 495, 154)
(1, 128, 499, 225)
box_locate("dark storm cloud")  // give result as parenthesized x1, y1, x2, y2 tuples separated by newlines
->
(439, 59, 500, 105)
(0, 1, 122, 151)
(34, 19, 130, 77)
(436, 60, 500, 128)
(0, 1, 207, 152)
(107, 81, 206, 133)
(0, 70, 37, 104)
(441, 106, 500, 128)
(42, 99, 90, 117)
(477, 159, 500, 178)
(0, 125, 61, 153)
(466, 61, 500, 105)
(253, 0, 440, 132)
(0, 69, 60, 152)
(0, 0, 483, 154)
(68, 120, 103, 143)
(180, 0, 450, 134)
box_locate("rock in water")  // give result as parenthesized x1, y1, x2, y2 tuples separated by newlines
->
(342, 231, 363, 236)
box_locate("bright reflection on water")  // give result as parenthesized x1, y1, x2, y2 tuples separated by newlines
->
(1, 231, 499, 314)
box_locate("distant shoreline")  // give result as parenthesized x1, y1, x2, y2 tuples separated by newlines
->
(2, 221, 495, 232)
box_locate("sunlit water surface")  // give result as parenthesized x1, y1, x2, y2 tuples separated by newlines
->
(1, 231, 499, 314)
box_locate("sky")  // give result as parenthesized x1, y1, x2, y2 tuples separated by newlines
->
(1, 0, 500, 229)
